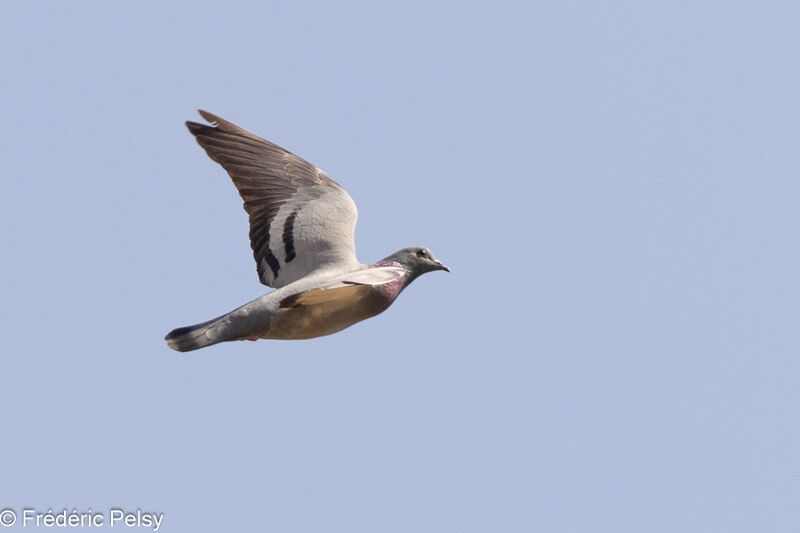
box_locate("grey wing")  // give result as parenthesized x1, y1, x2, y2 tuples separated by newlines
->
(278, 267, 405, 309)
(186, 110, 360, 288)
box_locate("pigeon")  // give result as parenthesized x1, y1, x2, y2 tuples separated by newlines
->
(165, 110, 449, 352)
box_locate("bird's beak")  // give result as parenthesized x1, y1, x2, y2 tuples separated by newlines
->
(435, 260, 451, 273)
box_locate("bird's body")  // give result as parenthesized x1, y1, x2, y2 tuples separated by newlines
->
(165, 111, 448, 352)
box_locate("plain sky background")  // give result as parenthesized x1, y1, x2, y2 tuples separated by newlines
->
(1, 2, 798, 532)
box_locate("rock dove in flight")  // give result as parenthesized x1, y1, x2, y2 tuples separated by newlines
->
(165, 111, 449, 352)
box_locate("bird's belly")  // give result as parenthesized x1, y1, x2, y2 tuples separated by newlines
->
(263, 290, 391, 340)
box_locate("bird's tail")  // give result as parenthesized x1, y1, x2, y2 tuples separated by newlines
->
(165, 316, 228, 352)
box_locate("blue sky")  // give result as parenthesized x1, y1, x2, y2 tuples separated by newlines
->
(1, 2, 798, 532)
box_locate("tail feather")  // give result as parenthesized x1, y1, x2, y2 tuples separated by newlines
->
(165, 317, 225, 352)
(166, 300, 270, 352)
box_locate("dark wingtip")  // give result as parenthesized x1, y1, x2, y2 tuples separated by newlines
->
(197, 109, 220, 124)
(185, 109, 221, 136)
(185, 120, 208, 136)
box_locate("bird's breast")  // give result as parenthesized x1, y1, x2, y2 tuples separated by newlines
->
(263, 285, 394, 340)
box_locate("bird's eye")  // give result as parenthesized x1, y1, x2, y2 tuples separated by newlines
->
(416, 249, 427, 258)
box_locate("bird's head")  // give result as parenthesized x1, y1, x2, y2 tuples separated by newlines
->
(383, 247, 450, 279)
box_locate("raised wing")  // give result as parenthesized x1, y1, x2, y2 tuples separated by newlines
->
(186, 110, 360, 288)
